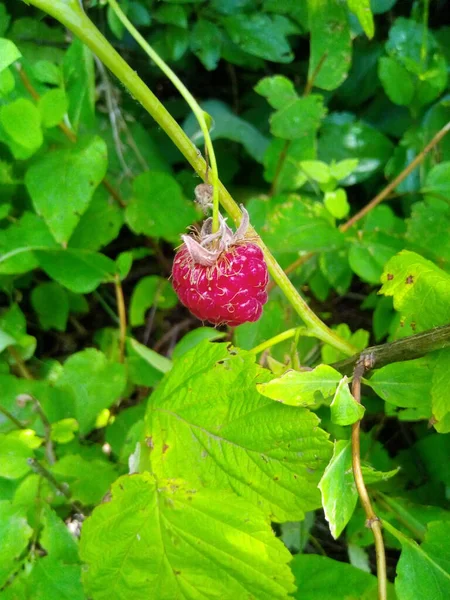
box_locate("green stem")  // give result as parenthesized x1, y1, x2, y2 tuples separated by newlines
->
(107, 0, 220, 231)
(249, 328, 300, 355)
(26, 0, 356, 357)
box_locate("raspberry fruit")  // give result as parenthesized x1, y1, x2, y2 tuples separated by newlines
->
(172, 208, 268, 326)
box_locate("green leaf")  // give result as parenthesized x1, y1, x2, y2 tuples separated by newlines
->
(0, 329, 16, 353)
(80, 473, 296, 600)
(319, 249, 353, 295)
(105, 403, 145, 460)
(38, 88, 68, 128)
(25, 136, 108, 244)
(0, 98, 43, 159)
(257, 364, 342, 407)
(330, 377, 365, 426)
(52, 455, 117, 505)
(50, 418, 79, 444)
(223, 13, 293, 63)
(264, 137, 316, 193)
(0, 212, 57, 275)
(0, 38, 21, 72)
(190, 19, 222, 70)
(40, 506, 79, 563)
(367, 358, 432, 409)
(380, 250, 450, 334)
(384, 520, 450, 599)
(172, 327, 227, 359)
(256, 81, 326, 140)
(35, 249, 116, 293)
(260, 195, 345, 254)
(140, 342, 332, 521)
(347, 0, 375, 39)
(0, 434, 33, 479)
(423, 161, 450, 204)
(406, 201, 450, 269)
(0, 501, 32, 587)
(154, 4, 187, 28)
(319, 115, 394, 184)
(68, 187, 124, 252)
(64, 39, 95, 132)
(378, 56, 415, 106)
(291, 554, 382, 599)
(329, 159, 359, 181)
(55, 349, 126, 435)
(308, 0, 352, 90)
(318, 440, 357, 539)
(324, 188, 350, 219)
(184, 99, 269, 163)
(31, 282, 69, 332)
(127, 338, 172, 374)
(126, 172, 198, 242)
(129, 275, 178, 327)
(28, 556, 85, 600)
(429, 349, 450, 433)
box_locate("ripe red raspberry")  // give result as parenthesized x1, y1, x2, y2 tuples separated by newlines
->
(172, 208, 268, 326)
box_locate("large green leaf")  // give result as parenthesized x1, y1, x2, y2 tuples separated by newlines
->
(367, 358, 432, 409)
(257, 364, 341, 407)
(380, 251, 450, 335)
(140, 342, 332, 521)
(384, 520, 450, 599)
(80, 473, 296, 600)
(28, 556, 85, 600)
(25, 136, 108, 244)
(307, 0, 352, 90)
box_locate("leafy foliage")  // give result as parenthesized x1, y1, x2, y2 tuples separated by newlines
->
(1, 0, 450, 598)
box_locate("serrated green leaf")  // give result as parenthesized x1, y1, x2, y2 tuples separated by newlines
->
(380, 251, 450, 334)
(223, 13, 293, 63)
(52, 455, 117, 505)
(0, 98, 43, 159)
(257, 364, 341, 407)
(126, 172, 197, 242)
(308, 0, 352, 90)
(384, 520, 450, 599)
(140, 342, 332, 521)
(28, 556, 85, 600)
(0, 38, 21, 72)
(0, 501, 32, 587)
(25, 136, 108, 244)
(38, 88, 68, 128)
(55, 349, 126, 435)
(190, 19, 222, 70)
(31, 282, 69, 332)
(0, 434, 33, 479)
(378, 56, 415, 106)
(35, 249, 116, 293)
(40, 506, 79, 563)
(129, 275, 178, 327)
(80, 473, 296, 600)
(330, 377, 365, 426)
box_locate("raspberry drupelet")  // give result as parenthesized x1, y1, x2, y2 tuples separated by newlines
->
(172, 207, 268, 326)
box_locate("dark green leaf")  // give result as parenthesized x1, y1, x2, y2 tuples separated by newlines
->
(31, 282, 69, 332)
(0, 501, 32, 587)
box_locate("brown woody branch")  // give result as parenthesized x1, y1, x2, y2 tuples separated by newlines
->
(333, 323, 450, 375)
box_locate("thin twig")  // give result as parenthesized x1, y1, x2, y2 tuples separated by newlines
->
(333, 323, 450, 375)
(0, 405, 26, 429)
(33, 398, 56, 465)
(351, 356, 387, 600)
(8, 347, 33, 380)
(114, 275, 127, 363)
(270, 140, 291, 196)
(303, 51, 329, 96)
(341, 121, 450, 232)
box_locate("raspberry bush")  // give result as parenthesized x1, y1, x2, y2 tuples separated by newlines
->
(1, 1, 450, 599)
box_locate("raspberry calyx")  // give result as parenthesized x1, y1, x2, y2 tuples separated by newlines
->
(172, 208, 269, 326)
